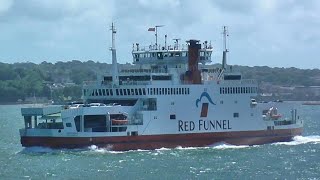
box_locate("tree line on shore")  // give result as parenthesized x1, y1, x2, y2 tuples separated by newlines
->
(0, 60, 319, 103)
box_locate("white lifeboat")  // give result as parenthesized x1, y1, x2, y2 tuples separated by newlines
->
(267, 107, 282, 120)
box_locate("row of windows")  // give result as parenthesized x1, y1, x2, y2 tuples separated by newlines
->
(134, 51, 212, 59)
(220, 87, 258, 94)
(84, 87, 190, 97)
(116, 88, 147, 96)
(135, 52, 188, 59)
(84, 89, 114, 97)
(148, 87, 190, 95)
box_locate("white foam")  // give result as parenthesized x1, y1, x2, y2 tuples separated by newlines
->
(155, 147, 171, 151)
(134, 149, 150, 152)
(212, 144, 250, 150)
(88, 145, 125, 154)
(175, 146, 198, 150)
(273, 135, 320, 146)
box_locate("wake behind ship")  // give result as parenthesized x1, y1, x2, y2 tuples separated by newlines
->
(19, 24, 303, 151)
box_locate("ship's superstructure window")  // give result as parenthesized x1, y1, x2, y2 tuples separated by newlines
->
(233, 113, 239, 118)
(146, 87, 190, 95)
(219, 87, 258, 94)
(170, 114, 176, 120)
(86, 87, 190, 97)
(119, 75, 151, 81)
(66, 123, 72, 127)
(224, 74, 241, 80)
(152, 75, 171, 80)
(74, 116, 80, 132)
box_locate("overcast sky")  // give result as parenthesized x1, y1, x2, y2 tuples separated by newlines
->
(0, 0, 319, 69)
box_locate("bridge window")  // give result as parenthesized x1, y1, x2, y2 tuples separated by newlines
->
(170, 114, 176, 120)
(234, 113, 239, 118)
(152, 75, 171, 81)
(66, 123, 72, 127)
(157, 52, 163, 59)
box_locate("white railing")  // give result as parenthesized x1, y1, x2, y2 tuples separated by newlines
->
(132, 43, 213, 52)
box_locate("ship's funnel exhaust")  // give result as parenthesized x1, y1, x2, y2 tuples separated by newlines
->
(186, 39, 202, 84)
(111, 23, 119, 86)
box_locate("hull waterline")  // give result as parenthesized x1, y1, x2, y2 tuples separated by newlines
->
(21, 128, 303, 151)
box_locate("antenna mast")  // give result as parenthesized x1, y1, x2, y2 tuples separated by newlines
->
(155, 25, 164, 50)
(110, 22, 119, 86)
(222, 26, 229, 70)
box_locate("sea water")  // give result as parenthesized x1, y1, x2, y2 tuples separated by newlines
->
(0, 103, 319, 179)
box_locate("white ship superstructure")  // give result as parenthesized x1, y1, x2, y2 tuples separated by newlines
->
(20, 25, 303, 150)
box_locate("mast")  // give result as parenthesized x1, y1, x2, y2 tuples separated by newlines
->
(222, 26, 228, 70)
(155, 25, 164, 50)
(110, 22, 119, 86)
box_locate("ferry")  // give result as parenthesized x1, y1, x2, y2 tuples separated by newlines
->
(19, 24, 303, 151)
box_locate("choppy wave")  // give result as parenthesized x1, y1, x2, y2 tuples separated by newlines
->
(88, 145, 125, 154)
(175, 146, 200, 150)
(155, 147, 171, 151)
(273, 135, 320, 146)
(212, 144, 250, 150)
(20, 146, 55, 153)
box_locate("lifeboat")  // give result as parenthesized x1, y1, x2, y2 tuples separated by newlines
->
(112, 119, 128, 125)
(271, 114, 282, 120)
(268, 107, 282, 120)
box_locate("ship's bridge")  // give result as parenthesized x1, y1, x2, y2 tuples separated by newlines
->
(132, 39, 213, 65)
